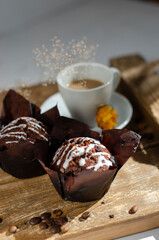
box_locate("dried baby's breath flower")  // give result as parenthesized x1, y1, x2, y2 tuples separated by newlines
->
(0, 38, 99, 93)
(96, 105, 118, 130)
(15, 88, 32, 100)
(33, 37, 99, 83)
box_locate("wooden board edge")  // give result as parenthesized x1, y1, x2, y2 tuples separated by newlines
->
(46, 212, 159, 240)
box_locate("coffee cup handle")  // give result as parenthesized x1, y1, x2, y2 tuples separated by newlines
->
(111, 67, 120, 91)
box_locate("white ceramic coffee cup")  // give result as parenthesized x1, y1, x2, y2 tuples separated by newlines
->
(57, 62, 120, 127)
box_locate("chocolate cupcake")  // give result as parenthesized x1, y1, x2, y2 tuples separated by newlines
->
(0, 90, 59, 178)
(37, 117, 141, 202)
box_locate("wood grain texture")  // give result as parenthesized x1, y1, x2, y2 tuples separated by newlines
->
(110, 55, 159, 130)
(0, 77, 159, 240)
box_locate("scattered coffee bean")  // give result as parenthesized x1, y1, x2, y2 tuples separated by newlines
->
(39, 222, 48, 230)
(109, 214, 114, 219)
(79, 217, 84, 222)
(101, 201, 105, 205)
(81, 212, 90, 219)
(50, 225, 61, 234)
(9, 225, 18, 233)
(0, 218, 2, 223)
(29, 217, 42, 225)
(53, 209, 63, 217)
(79, 212, 90, 221)
(129, 205, 138, 214)
(54, 217, 68, 226)
(40, 212, 51, 220)
(45, 218, 55, 226)
(60, 222, 71, 233)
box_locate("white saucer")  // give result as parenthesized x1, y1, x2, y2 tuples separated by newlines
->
(40, 92, 133, 130)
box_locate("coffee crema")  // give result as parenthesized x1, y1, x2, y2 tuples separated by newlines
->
(67, 79, 103, 90)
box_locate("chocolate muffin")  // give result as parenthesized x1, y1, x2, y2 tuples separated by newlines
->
(41, 136, 118, 202)
(37, 121, 140, 202)
(51, 137, 115, 174)
(0, 117, 49, 178)
(0, 117, 49, 150)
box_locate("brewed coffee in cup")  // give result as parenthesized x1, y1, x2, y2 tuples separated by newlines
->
(67, 79, 103, 90)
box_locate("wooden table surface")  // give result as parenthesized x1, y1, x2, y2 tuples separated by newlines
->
(0, 58, 159, 240)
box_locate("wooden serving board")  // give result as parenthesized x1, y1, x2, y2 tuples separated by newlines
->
(0, 60, 159, 240)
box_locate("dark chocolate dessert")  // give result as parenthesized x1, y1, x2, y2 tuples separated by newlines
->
(37, 116, 141, 202)
(0, 117, 49, 178)
(0, 89, 59, 179)
(0, 117, 49, 150)
(51, 137, 115, 174)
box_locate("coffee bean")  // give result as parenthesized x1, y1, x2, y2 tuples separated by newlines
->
(45, 218, 55, 226)
(39, 222, 48, 230)
(54, 217, 68, 226)
(109, 214, 114, 219)
(79, 213, 90, 222)
(79, 212, 90, 221)
(129, 205, 138, 214)
(0, 218, 2, 223)
(53, 209, 63, 217)
(40, 212, 51, 220)
(60, 222, 71, 233)
(101, 201, 105, 205)
(29, 217, 42, 225)
(9, 225, 18, 233)
(50, 225, 61, 234)
(79, 217, 84, 222)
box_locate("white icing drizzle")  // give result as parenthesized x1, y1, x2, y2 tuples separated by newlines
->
(53, 148, 62, 165)
(53, 137, 113, 171)
(1, 124, 27, 133)
(0, 132, 27, 138)
(57, 159, 61, 166)
(5, 140, 19, 144)
(5, 140, 34, 145)
(7, 132, 27, 136)
(92, 152, 110, 157)
(63, 145, 86, 169)
(27, 127, 48, 141)
(28, 121, 44, 131)
(0, 116, 48, 145)
(0, 134, 26, 140)
(79, 158, 86, 166)
(86, 156, 112, 171)
(55, 143, 73, 166)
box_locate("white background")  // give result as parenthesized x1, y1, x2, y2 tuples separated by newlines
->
(0, 0, 159, 89)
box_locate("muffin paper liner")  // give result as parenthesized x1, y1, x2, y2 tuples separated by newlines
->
(0, 140, 47, 178)
(36, 117, 141, 202)
(0, 90, 40, 126)
(0, 90, 59, 178)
